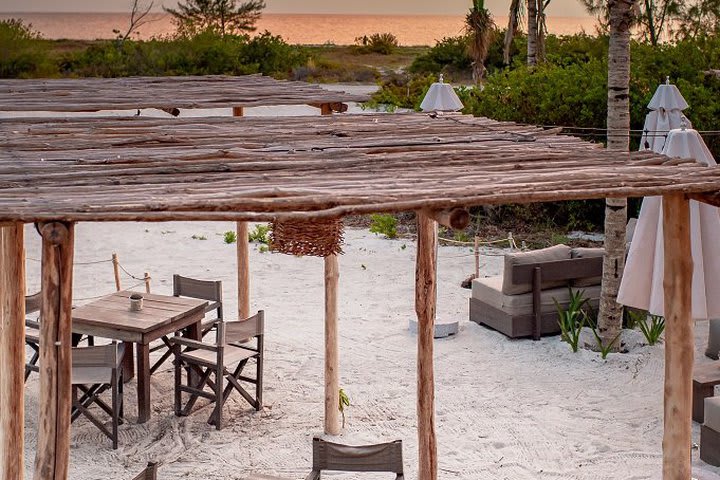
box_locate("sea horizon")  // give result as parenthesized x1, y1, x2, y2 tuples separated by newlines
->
(1, 12, 599, 46)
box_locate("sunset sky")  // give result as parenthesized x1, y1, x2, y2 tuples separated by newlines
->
(0, 0, 589, 17)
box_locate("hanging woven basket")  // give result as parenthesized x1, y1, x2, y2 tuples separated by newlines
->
(270, 217, 344, 257)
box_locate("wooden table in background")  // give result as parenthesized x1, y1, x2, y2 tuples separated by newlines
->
(72, 291, 207, 423)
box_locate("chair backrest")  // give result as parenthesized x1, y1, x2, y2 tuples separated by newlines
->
(218, 311, 264, 346)
(311, 437, 404, 477)
(132, 462, 158, 480)
(72, 342, 120, 369)
(173, 274, 223, 317)
(25, 292, 41, 315)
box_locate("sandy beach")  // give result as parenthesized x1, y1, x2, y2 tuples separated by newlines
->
(19, 221, 720, 479)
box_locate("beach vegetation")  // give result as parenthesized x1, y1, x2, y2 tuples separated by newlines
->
(165, 0, 266, 37)
(591, 327, 621, 359)
(354, 32, 399, 55)
(369, 214, 398, 239)
(465, 0, 496, 81)
(191, 234, 208, 240)
(637, 313, 666, 345)
(248, 223, 270, 244)
(555, 288, 590, 352)
(0, 19, 53, 78)
(339, 388, 351, 428)
(223, 230, 237, 244)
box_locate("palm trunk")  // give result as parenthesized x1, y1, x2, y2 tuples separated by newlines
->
(504, 0, 521, 65)
(527, 0, 538, 66)
(536, 0, 546, 63)
(598, 0, 634, 348)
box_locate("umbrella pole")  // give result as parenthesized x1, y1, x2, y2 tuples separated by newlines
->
(0, 223, 25, 480)
(662, 193, 693, 480)
(416, 211, 438, 480)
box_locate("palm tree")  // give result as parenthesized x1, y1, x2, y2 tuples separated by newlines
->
(527, 0, 538, 65)
(466, 0, 495, 82)
(503, 0, 523, 65)
(597, 0, 635, 348)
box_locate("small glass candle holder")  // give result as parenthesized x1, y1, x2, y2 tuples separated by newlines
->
(129, 293, 144, 312)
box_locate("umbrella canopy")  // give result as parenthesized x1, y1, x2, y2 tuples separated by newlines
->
(618, 127, 720, 319)
(420, 74, 464, 113)
(640, 78, 691, 153)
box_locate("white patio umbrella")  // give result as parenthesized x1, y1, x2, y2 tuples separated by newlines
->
(618, 124, 720, 319)
(640, 77, 691, 153)
(420, 74, 464, 113)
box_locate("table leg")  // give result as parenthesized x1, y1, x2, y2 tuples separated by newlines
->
(137, 343, 151, 423)
(122, 342, 135, 383)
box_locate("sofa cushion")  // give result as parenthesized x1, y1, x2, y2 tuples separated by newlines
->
(501, 244, 572, 295)
(706, 396, 720, 432)
(570, 247, 604, 288)
(472, 275, 601, 317)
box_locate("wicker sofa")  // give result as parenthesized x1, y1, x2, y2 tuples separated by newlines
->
(469, 244, 604, 339)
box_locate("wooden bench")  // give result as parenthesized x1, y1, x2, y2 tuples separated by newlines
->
(694, 362, 720, 423)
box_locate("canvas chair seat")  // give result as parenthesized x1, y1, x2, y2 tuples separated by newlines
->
(181, 344, 257, 367)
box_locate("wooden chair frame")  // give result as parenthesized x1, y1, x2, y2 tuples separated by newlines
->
(306, 437, 405, 480)
(71, 342, 125, 449)
(171, 311, 263, 430)
(148, 274, 224, 375)
(132, 462, 159, 480)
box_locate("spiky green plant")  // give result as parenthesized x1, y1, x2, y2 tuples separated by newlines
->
(592, 327, 621, 359)
(638, 314, 665, 346)
(339, 388, 351, 428)
(555, 288, 589, 352)
(466, 0, 495, 82)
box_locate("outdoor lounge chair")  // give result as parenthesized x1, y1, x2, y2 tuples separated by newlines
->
(71, 342, 125, 449)
(469, 244, 603, 339)
(244, 437, 404, 480)
(131, 462, 159, 480)
(171, 311, 264, 430)
(148, 274, 224, 375)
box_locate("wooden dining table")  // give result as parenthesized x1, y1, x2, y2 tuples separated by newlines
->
(71, 290, 208, 423)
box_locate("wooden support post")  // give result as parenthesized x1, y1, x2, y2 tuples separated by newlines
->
(324, 254, 340, 435)
(474, 236, 480, 279)
(34, 222, 74, 480)
(112, 253, 121, 291)
(237, 222, 250, 320)
(232, 106, 244, 117)
(415, 211, 438, 480)
(0, 223, 25, 480)
(662, 193, 693, 480)
(422, 207, 471, 230)
(144, 272, 151, 293)
(319, 103, 333, 116)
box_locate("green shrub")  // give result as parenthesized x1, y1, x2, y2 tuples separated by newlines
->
(0, 19, 53, 78)
(637, 313, 665, 345)
(238, 31, 308, 77)
(248, 223, 270, 243)
(555, 288, 590, 352)
(223, 230, 237, 244)
(293, 56, 379, 83)
(354, 33, 399, 55)
(369, 214, 398, 239)
(367, 73, 436, 111)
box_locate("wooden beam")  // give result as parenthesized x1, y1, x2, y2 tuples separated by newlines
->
(232, 106, 244, 117)
(324, 254, 340, 435)
(688, 191, 720, 208)
(33, 222, 74, 480)
(422, 207, 471, 230)
(661, 193, 693, 480)
(237, 222, 250, 319)
(0, 223, 25, 480)
(415, 211, 438, 480)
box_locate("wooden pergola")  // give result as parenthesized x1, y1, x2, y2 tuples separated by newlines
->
(1, 89, 719, 480)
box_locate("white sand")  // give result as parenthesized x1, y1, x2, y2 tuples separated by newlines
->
(19, 222, 720, 479)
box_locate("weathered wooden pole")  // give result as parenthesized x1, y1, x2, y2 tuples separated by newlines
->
(232, 107, 251, 320)
(661, 193, 693, 480)
(111, 252, 121, 291)
(324, 254, 340, 435)
(415, 211, 438, 480)
(0, 223, 26, 480)
(34, 222, 74, 480)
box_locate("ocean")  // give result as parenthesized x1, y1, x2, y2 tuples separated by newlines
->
(1, 12, 598, 46)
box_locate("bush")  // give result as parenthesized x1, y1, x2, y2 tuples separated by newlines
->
(369, 214, 398, 239)
(0, 19, 53, 78)
(293, 57, 379, 83)
(238, 31, 308, 77)
(408, 35, 472, 78)
(367, 73, 436, 111)
(354, 33, 399, 55)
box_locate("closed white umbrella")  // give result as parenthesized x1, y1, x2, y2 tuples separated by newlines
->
(640, 77, 691, 153)
(618, 124, 720, 319)
(420, 74, 464, 113)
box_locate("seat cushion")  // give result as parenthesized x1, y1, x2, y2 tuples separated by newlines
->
(473, 275, 601, 316)
(183, 344, 257, 367)
(502, 244, 572, 295)
(570, 247, 604, 288)
(706, 396, 720, 432)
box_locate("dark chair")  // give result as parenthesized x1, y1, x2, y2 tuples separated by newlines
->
(244, 437, 404, 480)
(71, 342, 125, 449)
(24, 292, 42, 381)
(171, 311, 264, 430)
(131, 462, 159, 480)
(148, 274, 224, 375)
